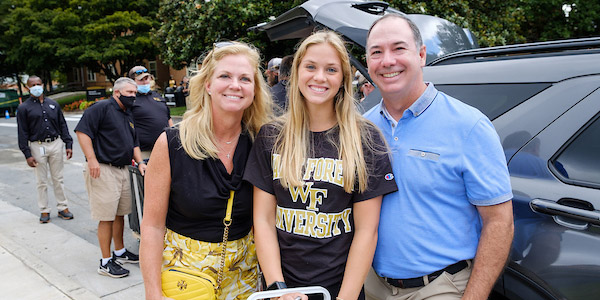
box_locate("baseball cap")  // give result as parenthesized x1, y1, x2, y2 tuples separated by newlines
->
(267, 58, 282, 73)
(128, 66, 151, 80)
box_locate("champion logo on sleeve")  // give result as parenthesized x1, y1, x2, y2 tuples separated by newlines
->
(385, 173, 394, 180)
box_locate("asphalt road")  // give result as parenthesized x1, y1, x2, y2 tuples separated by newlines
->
(0, 112, 140, 254)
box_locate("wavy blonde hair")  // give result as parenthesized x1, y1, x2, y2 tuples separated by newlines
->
(179, 41, 273, 159)
(275, 30, 378, 193)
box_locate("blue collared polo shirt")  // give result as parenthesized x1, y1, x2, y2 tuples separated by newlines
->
(364, 83, 512, 279)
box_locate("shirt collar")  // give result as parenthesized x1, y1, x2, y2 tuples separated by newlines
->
(378, 82, 438, 120)
(380, 101, 398, 127)
(110, 96, 126, 112)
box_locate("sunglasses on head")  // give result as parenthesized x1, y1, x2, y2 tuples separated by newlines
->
(214, 41, 235, 49)
(133, 68, 148, 75)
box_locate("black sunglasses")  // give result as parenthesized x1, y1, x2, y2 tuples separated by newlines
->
(133, 68, 148, 75)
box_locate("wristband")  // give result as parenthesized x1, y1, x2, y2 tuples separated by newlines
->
(266, 281, 287, 290)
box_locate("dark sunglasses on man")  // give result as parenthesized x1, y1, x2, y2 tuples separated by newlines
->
(132, 68, 148, 75)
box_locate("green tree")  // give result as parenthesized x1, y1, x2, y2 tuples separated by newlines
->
(64, 0, 160, 83)
(2, 0, 73, 90)
(1, 0, 160, 87)
(389, 0, 598, 46)
(155, 0, 303, 70)
(388, 0, 526, 47)
(520, 0, 600, 42)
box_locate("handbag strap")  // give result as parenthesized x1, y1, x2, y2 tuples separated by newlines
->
(216, 190, 234, 290)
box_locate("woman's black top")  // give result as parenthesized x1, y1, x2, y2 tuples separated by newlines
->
(165, 126, 253, 242)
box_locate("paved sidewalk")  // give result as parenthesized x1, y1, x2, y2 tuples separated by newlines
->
(0, 200, 144, 299)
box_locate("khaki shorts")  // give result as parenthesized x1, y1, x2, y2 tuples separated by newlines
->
(84, 163, 132, 221)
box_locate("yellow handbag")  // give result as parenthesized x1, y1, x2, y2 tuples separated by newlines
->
(161, 267, 216, 300)
(161, 191, 235, 300)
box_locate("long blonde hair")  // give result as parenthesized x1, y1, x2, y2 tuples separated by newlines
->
(179, 41, 272, 159)
(276, 30, 377, 193)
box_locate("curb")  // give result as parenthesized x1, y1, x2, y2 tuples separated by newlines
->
(0, 234, 100, 300)
(0, 200, 100, 300)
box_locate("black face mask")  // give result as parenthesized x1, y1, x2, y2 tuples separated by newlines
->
(119, 95, 136, 109)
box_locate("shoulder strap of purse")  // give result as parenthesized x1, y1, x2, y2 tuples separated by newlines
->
(216, 190, 235, 290)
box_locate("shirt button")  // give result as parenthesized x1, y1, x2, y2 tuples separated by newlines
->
(43, 111, 46, 114)
(46, 127, 49, 129)
(394, 137, 399, 141)
(45, 119, 47, 121)
(391, 124, 395, 127)
(421, 152, 426, 157)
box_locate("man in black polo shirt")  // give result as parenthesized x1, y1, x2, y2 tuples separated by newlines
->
(17, 75, 74, 223)
(128, 66, 173, 160)
(75, 77, 146, 278)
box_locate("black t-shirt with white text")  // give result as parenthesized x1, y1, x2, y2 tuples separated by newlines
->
(244, 123, 397, 289)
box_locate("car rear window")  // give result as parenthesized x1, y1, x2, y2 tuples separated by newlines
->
(551, 115, 600, 188)
(435, 83, 552, 120)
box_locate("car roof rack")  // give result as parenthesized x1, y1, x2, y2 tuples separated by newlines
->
(428, 37, 600, 66)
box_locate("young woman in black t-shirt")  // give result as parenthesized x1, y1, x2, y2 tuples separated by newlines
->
(140, 41, 273, 300)
(245, 31, 397, 300)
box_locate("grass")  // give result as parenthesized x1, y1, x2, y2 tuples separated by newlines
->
(170, 106, 187, 116)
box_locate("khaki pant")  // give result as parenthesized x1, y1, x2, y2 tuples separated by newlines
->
(365, 262, 472, 300)
(83, 163, 131, 221)
(29, 139, 68, 213)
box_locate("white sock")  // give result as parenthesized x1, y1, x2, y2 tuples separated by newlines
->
(101, 257, 111, 266)
(114, 248, 126, 256)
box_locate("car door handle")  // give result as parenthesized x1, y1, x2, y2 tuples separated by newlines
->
(530, 199, 600, 229)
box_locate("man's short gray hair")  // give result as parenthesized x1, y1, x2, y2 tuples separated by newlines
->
(113, 77, 136, 92)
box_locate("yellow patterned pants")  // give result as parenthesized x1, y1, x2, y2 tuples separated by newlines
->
(163, 228, 258, 300)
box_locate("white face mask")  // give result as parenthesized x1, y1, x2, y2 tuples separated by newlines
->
(30, 85, 44, 97)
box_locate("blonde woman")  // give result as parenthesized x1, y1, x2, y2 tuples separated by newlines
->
(140, 41, 272, 300)
(244, 31, 397, 300)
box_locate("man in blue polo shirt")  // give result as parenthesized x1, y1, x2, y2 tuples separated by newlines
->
(75, 77, 147, 278)
(128, 66, 173, 159)
(363, 14, 514, 300)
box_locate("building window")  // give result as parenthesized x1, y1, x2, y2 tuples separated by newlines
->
(148, 61, 157, 78)
(105, 64, 116, 82)
(73, 67, 81, 82)
(87, 68, 97, 82)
